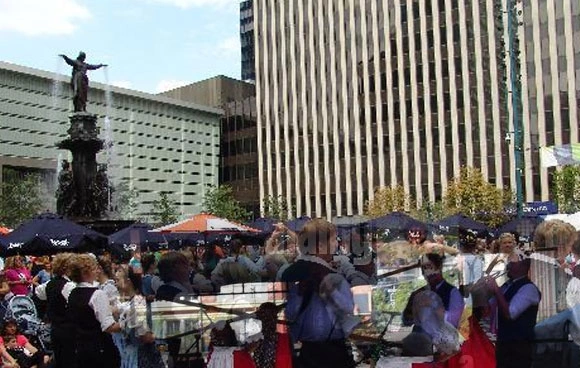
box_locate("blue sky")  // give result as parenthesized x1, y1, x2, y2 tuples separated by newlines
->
(0, 0, 241, 93)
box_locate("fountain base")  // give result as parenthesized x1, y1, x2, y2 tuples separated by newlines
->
(56, 113, 111, 220)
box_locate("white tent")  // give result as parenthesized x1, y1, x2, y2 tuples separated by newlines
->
(544, 212, 580, 230)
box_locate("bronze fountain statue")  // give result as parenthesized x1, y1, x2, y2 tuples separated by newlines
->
(59, 52, 107, 112)
(56, 52, 112, 220)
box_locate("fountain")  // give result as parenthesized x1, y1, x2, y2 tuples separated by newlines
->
(55, 52, 112, 220)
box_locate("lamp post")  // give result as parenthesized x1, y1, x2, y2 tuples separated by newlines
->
(507, 0, 524, 218)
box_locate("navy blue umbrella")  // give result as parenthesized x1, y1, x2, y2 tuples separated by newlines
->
(433, 214, 488, 235)
(364, 212, 426, 237)
(0, 212, 107, 256)
(497, 215, 544, 242)
(285, 216, 311, 232)
(248, 217, 277, 234)
(108, 223, 173, 258)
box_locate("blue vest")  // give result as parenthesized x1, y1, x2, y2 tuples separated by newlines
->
(497, 277, 540, 342)
(435, 281, 454, 312)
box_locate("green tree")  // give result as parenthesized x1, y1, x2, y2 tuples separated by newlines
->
(0, 168, 43, 228)
(151, 192, 178, 225)
(262, 195, 292, 221)
(443, 167, 507, 227)
(110, 180, 140, 219)
(202, 185, 250, 223)
(552, 166, 580, 213)
(411, 200, 445, 223)
(365, 185, 413, 218)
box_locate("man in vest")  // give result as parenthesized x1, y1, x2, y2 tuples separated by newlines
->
(403, 253, 465, 329)
(401, 253, 464, 357)
(485, 252, 541, 368)
(39, 253, 77, 368)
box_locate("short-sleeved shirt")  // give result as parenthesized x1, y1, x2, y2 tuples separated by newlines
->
(0, 334, 28, 347)
(5, 268, 31, 296)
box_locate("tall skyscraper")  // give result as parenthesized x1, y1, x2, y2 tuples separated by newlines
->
(240, 0, 255, 82)
(519, 0, 580, 199)
(253, 0, 517, 219)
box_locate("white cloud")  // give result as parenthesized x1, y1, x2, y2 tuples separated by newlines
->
(111, 80, 133, 89)
(149, 0, 237, 9)
(0, 0, 91, 36)
(217, 36, 240, 57)
(155, 79, 190, 93)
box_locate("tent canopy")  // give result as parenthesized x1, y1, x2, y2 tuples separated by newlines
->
(156, 213, 259, 233)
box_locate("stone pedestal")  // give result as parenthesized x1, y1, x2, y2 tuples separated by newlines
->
(56, 113, 107, 220)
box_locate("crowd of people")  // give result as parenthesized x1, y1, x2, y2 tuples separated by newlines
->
(0, 218, 576, 368)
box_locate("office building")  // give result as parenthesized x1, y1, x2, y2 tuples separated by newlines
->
(241, 0, 256, 82)
(519, 0, 580, 199)
(254, 0, 521, 218)
(161, 76, 260, 216)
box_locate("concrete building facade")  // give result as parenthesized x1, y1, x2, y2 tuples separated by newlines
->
(0, 61, 222, 220)
(254, 0, 516, 219)
(520, 0, 580, 199)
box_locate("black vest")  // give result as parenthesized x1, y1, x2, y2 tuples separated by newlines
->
(497, 277, 540, 342)
(156, 284, 183, 302)
(67, 287, 108, 345)
(435, 280, 454, 311)
(46, 276, 70, 326)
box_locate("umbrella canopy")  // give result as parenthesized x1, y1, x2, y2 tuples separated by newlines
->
(156, 213, 259, 233)
(285, 216, 311, 232)
(497, 215, 544, 242)
(433, 214, 489, 235)
(108, 223, 173, 257)
(0, 212, 107, 256)
(248, 217, 278, 234)
(364, 212, 426, 234)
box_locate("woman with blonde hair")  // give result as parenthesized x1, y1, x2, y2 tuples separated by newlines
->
(67, 254, 121, 368)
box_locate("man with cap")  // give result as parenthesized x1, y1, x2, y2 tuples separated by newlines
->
(485, 252, 541, 368)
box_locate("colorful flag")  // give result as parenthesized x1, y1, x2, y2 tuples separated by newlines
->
(540, 143, 580, 167)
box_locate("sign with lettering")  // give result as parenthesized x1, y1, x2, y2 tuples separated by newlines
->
(8, 243, 23, 249)
(50, 239, 70, 247)
(123, 243, 138, 252)
(523, 201, 558, 215)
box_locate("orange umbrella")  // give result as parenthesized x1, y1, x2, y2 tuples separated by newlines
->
(0, 226, 11, 235)
(155, 213, 259, 233)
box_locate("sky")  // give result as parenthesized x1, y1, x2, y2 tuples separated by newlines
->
(0, 0, 242, 94)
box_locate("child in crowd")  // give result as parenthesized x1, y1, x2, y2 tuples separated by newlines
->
(3, 335, 35, 368)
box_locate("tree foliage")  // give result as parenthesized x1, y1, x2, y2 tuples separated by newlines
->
(365, 185, 412, 218)
(110, 180, 140, 220)
(443, 167, 507, 227)
(202, 185, 250, 223)
(411, 200, 445, 223)
(552, 166, 580, 213)
(151, 192, 179, 226)
(0, 168, 43, 228)
(262, 195, 292, 221)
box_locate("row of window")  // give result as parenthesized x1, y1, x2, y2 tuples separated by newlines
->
(222, 137, 258, 157)
(221, 116, 257, 132)
(363, 57, 466, 92)
(222, 163, 259, 182)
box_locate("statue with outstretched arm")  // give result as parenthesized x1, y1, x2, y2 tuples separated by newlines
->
(59, 52, 107, 112)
